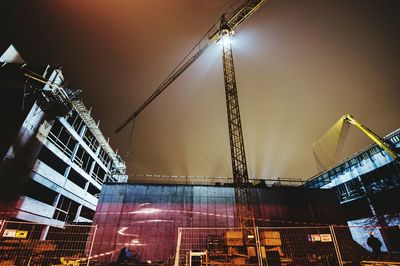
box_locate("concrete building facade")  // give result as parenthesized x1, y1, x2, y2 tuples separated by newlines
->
(0, 45, 126, 236)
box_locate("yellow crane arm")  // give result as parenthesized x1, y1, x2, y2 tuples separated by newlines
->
(343, 114, 398, 161)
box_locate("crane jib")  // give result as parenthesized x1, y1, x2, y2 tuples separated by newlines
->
(115, 0, 266, 133)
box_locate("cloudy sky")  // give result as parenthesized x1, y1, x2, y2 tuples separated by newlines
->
(2, 0, 399, 180)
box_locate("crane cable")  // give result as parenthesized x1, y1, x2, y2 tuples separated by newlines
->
(119, 0, 256, 164)
(124, 116, 136, 160)
(115, 0, 252, 134)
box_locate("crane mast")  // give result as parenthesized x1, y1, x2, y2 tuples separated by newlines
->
(220, 23, 256, 242)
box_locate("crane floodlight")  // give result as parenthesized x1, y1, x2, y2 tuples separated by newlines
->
(221, 29, 232, 48)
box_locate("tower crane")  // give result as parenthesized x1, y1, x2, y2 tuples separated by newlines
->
(116, 0, 266, 259)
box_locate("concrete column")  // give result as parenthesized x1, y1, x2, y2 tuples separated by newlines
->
(79, 125, 87, 138)
(69, 140, 80, 164)
(64, 166, 72, 182)
(84, 180, 90, 192)
(95, 143, 101, 156)
(53, 193, 61, 207)
(75, 205, 83, 222)
(88, 159, 96, 177)
(40, 225, 50, 240)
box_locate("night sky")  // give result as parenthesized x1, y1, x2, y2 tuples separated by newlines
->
(2, 1, 399, 180)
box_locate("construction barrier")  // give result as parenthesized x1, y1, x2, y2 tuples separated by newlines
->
(1, 219, 399, 265)
(175, 226, 400, 266)
(0, 220, 97, 266)
(332, 225, 400, 265)
(174, 227, 259, 266)
(257, 226, 338, 266)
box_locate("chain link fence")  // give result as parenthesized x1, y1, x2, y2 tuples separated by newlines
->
(175, 227, 260, 266)
(1, 220, 399, 265)
(257, 226, 339, 266)
(175, 226, 400, 266)
(0, 220, 97, 266)
(333, 225, 400, 265)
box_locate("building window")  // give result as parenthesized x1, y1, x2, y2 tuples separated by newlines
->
(362, 152, 370, 160)
(369, 146, 380, 156)
(336, 178, 364, 202)
(22, 179, 57, 205)
(48, 120, 77, 158)
(83, 129, 99, 153)
(350, 158, 358, 166)
(92, 163, 106, 184)
(87, 183, 101, 198)
(66, 111, 85, 134)
(38, 145, 68, 176)
(74, 146, 94, 174)
(67, 168, 87, 189)
(98, 148, 112, 168)
(80, 206, 95, 221)
(390, 135, 399, 144)
(53, 195, 79, 223)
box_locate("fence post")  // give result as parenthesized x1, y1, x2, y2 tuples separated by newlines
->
(255, 227, 263, 266)
(174, 227, 182, 266)
(329, 225, 343, 266)
(87, 224, 98, 266)
(0, 219, 5, 234)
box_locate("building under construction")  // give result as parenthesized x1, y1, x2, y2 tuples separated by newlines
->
(0, 45, 126, 239)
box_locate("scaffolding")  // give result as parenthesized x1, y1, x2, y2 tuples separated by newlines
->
(71, 100, 126, 181)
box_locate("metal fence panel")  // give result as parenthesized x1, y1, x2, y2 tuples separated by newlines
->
(173, 225, 400, 266)
(3, 221, 396, 265)
(0, 220, 97, 266)
(332, 225, 400, 265)
(175, 227, 259, 266)
(257, 226, 339, 266)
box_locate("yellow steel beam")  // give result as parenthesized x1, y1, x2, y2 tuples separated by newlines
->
(343, 114, 398, 161)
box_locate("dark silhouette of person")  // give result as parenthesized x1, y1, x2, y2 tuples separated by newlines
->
(367, 233, 382, 257)
(117, 247, 141, 263)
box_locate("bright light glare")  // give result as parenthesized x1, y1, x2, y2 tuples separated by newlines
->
(117, 227, 139, 236)
(132, 219, 173, 224)
(221, 31, 231, 47)
(130, 208, 162, 214)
